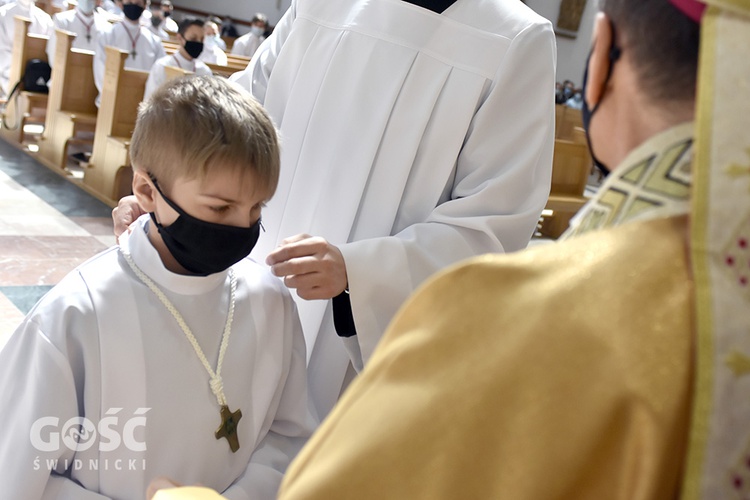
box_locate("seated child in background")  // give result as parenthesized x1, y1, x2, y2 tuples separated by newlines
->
(0, 75, 312, 500)
(144, 18, 212, 100)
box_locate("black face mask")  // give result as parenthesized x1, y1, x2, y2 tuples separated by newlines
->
(163, 10, 171, 17)
(122, 3, 145, 21)
(150, 16, 162, 28)
(581, 25, 622, 177)
(184, 40, 204, 59)
(149, 177, 262, 276)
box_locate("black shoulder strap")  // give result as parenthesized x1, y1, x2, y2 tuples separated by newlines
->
(1, 79, 23, 131)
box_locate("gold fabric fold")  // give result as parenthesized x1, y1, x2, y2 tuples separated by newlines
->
(279, 216, 693, 499)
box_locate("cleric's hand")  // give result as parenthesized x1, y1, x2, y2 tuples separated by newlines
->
(266, 234, 348, 300)
(112, 195, 145, 237)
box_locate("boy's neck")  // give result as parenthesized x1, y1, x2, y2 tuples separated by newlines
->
(178, 48, 193, 61)
(145, 221, 194, 275)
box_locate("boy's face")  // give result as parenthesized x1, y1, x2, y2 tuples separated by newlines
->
(137, 167, 267, 230)
(205, 23, 218, 38)
(180, 24, 204, 44)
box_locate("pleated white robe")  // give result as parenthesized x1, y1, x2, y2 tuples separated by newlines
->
(232, 0, 557, 421)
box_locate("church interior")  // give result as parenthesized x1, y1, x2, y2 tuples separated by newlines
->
(0, 0, 598, 350)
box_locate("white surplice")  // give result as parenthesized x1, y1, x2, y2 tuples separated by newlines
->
(232, 0, 556, 421)
(93, 19, 165, 105)
(45, 8, 110, 66)
(0, 2, 52, 95)
(144, 51, 212, 100)
(230, 32, 263, 58)
(0, 216, 312, 500)
(198, 41, 227, 66)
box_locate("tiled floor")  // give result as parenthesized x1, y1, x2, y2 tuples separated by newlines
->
(0, 138, 115, 350)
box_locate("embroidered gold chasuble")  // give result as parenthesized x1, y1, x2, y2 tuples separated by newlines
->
(276, 125, 697, 499)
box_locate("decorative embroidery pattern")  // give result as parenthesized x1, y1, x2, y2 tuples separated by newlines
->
(722, 215, 750, 293)
(563, 132, 693, 239)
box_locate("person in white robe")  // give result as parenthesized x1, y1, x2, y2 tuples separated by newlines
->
(230, 13, 266, 58)
(93, 0, 164, 106)
(45, 0, 110, 65)
(199, 20, 227, 66)
(158, 0, 176, 33)
(144, 18, 212, 100)
(145, 8, 168, 40)
(0, 76, 312, 500)
(116, 0, 556, 424)
(231, 0, 556, 422)
(0, 0, 52, 96)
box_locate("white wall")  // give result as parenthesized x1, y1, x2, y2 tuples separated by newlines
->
(525, 0, 598, 85)
(173, 0, 292, 33)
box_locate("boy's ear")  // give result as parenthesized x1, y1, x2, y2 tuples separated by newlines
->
(132, 170, 158, 213)
(585, 13, 614, 108)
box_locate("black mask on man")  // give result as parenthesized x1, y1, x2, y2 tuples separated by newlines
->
(581, 25, 622, 177)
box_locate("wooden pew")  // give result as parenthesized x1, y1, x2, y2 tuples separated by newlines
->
(83, 46, 148, 205)
(226, 53, 250, 67)
(38, 29, 97, 170)
(1, 16, 49, 146)
(163, 64, 193, 81)
(556, 105, 584, 141)
(539, 139, 592, 239)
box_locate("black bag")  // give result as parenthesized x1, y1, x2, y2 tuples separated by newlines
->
(1, 58, 51, 130)
(21, 58, 51, 93)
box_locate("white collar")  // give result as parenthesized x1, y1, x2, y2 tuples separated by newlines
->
(119, 214, 229, 295)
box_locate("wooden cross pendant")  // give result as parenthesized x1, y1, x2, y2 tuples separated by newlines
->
(215, 405, 242, 453)
(86, 34, 91, 43)
(131, 50, 137, 59)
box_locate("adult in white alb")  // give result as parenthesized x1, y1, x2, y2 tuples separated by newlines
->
(233, 0, 556, 423)
(230, 13, 266, 58)
(144, 18, 212, 100)
(0, 0, 52, 96)
(45, 0, 110, 65)
(93, 0, 164, 106)
(199, 19, 227, 66)
(118, 0, 556, 424)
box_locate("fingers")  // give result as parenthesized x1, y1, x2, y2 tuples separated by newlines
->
(266, 235, 326, 266)
(285, 277, 339, 300)
(112, 195, 144, 237)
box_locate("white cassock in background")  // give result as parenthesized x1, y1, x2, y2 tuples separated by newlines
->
(93, 20, 165, 106)
(232, 0, 556, 422)
(45, 3, 110, 66)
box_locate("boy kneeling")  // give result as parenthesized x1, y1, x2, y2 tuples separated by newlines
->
(0, 76, 312, 499)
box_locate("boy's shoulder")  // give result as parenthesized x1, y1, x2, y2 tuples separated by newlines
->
(232, 257, 291, 298)
(21, 245, 123, 335)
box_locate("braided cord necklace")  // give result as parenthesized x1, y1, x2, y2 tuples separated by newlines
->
(121, 250, 243, 452)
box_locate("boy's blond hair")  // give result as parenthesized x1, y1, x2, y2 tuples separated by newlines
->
(130, 75, 280, 197)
